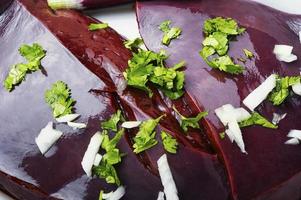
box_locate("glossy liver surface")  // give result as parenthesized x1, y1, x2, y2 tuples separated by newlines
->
(136, 0, 301, 199)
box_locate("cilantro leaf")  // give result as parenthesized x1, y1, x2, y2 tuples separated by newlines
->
(99, 190, 103, 200)
(239, 112, 277, 129)
(219, 132, 226, 139)
(4, 43, 46, 91)
(45, 81, 75, 118)
(202, 32, 228, 56)
(243, 48, 254, 59)
(203, 17, 245, 36)
(173, 107, 208, 132)
(161, 131, 178, 154)
(101, 129, 124, 152)
(124, 38, 143, 50)
(269, 76, 301, 105)
(101, 110, 123, 132)
(133, 115, 164, 153)
(159, 20, 182, 46)
(93, 160, 120, 186)
(88, 23, 109, 31)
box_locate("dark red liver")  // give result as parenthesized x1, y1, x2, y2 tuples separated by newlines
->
(136, 0, 301, 199)
(0, 0, 229, 199)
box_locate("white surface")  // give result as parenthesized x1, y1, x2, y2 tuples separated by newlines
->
(1, 1, 301, 199)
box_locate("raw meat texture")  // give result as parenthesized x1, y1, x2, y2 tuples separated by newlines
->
(136, 0, 301, 199)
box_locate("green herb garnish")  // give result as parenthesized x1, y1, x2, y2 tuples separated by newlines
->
(88, 23, 109, 31)
(239, 112, 277, 129)
(243, 48, 254, 59)
(99, 190, 103, 200)
(173, 107, 208, 132)
(133, 115, 164, 153)
(219, 132, 226, 139)
(200, 17, 245, 74)
(93, 159, 120, 186)
(124, 38, 143, 50)
(161, 131, 178, 154)
(269, 75, 301, 105)
(123, 49, 185, 99)
(101, 110, 123, 132)
(159, 20, 182, 46)
(45, 81, 75, 118)
(4, 43, 46, 91)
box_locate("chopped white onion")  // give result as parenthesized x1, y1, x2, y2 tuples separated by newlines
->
(214, 104, 250, 126)
(103, 186, 126, 200)
(67, 121, 87, 129)
(292, 83, 301, 96)
(47, 0, 84, 10)
(157, 191, 165, 200)
(285, 138, 300, 145)
(81, 132, 103, 176)
(287, 129, 301, 140)
(35, 122, 63, 155)
(157, 154, 179, 200)
(227, 120, 247, 154)
(243, 74, 277, 111)
(121, 121, 141, 129)
(272, 113, 287, 125)
(299, 31, 301, 44)
(93, 153, 103, 166)
(55, 114, 80, 123)
(273, 44, 297, 63)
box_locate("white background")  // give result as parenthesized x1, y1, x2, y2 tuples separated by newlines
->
(0, 0, 301, 199)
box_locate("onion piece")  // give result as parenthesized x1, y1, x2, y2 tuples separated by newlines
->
(81, 132, 103, 176)
(157, 154, 179, 200)
(103, 186, 126, 200)
(121, 121, 142, 129)
(243, 74, 277, 111)
(285, 138, 299, 145)
(299, 31, 301, 44)
(67, 121, 87, 129)
(272, 113, 287, 125)
(55, 114, 80, 123)
(292, 83, 301, 96)
(215, 104, 250, 126)
(47, 0, 84, 10)
(273, 44, 297, 63)
(93, 153, 102, 166)
(276, 54, 297, 62)
(35, 122, 63, 155)
(157, 191, 165, 200)
(227, 120, 247, 154)
(287, 129, 301, 140)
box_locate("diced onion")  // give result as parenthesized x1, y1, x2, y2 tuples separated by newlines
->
(81, 132, 103, 176)
(276, 54, 297, 62)
(93, 153, 102, 166)
(227, 120, 247, 154)
(214, 104, 250, 125)
(272, 113, 287, 125)
(157, 191, 165, 200)
(243, 74, 277, 111)
(157, 154, 179, 200)
(299, 31, 301, 44)
(67, 121, 87, 129)
(292, 83, 301, 96)
(121, 121, 141, 129)
(103, 186, 126, 200)
(55, 114, 80, 123)
(287, 129, 301, 140)
(273, 44, 297, 63)
(35, 122, 63, 155)
(285, 138, 299, 145)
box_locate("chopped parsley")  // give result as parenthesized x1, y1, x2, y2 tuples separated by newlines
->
(45, 81, 75, 118)
(88, 23, 109, 31)
(124, 38, 143, 50)
(269, 75, 301, 105)
(133, 115, 164, 153)
(200, 17, 245, 74)
(93, 159, 121, 186)
(4, 43, 46, 91)
(123, 49, 185, 99)
(219, 132, 226, 139)
(99, 190, 103, 200)
(173, 106, 208, 132)
(239, 112, 277, 129)
(159, 20, 182, 46)
(161, 131, 178, 154)
(101, 110, 123, 132)
(243, 48, 254, 59)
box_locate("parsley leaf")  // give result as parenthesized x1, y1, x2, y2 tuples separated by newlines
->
(159, 20, 182, 46)
(269, 75, 301, 105)
(243, 48, 254, 59)
(173, 107, 208, 132)
(239, 112, 277, 129)
(101, 110, 123, 132)
(203, 17, 245, 36)
(45, 81, 75, 118)
(88, 23, 109, 31)
(101, 129, 124, 152)
(133, 115, 164, 153)
(202, 32, 228, 56)
(4, 43, 46, 91)
(124, 38, 143, 50)
(93, 160, 120, 186)
(161, 131, 178, 154)
(99, 190, 103, 200)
